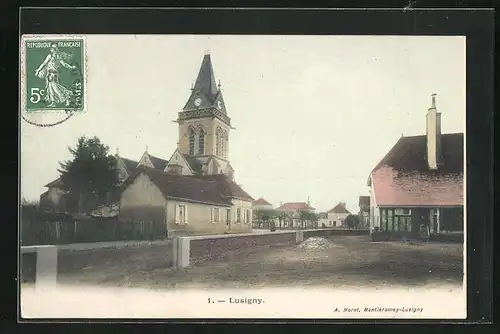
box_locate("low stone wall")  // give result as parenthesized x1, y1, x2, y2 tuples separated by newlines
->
(303, 228, 370, 239)
(172, 228, 369, 268)
(189, 231, 297, 264)
(172, 231, 300, 268)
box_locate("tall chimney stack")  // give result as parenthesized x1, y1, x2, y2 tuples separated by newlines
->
(426, 93, 442, 170)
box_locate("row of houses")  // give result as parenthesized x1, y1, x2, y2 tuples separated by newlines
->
(251, 198, 360, 229)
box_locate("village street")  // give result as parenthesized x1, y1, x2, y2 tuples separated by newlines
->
(54, 235, 463, 290)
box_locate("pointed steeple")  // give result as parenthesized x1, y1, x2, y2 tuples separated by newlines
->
(183, 54, 227, 114)
(193, 54, 218, 100)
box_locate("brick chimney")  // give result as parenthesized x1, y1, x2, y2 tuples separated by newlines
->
(426, 93, 442, 170)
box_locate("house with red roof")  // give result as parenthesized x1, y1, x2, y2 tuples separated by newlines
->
(276, 201, 315, 228)
(325, 202, 351, 227)
(366, 94, 464, 238)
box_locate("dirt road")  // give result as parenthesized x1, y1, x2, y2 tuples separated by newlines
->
(57, 235, 463, 290)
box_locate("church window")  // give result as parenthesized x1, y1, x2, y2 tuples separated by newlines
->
(188, 127, 195, 155)
(224, 132, 228, 158)
(198, 128, 205, 155)
(216, 127, 222, 156)
(220, 135, 225, 158)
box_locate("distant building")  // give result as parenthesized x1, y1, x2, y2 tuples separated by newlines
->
(276, 202, 315, 228)
(252, 198, 273, 211)
(318, 212, 329, 228)
(358, 196, 370, 229)
(366, 94, 464, 238)
(326, 202, 351, 227)
(251, 198, 275, 228)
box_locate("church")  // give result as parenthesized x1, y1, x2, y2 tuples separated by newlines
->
(40, 53, 254, 237)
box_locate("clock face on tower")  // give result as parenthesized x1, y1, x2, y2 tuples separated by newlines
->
(194, 98, 202, 107)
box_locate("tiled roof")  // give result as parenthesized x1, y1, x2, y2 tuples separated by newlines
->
(358, 196, 370, 206)
(120, 157, 139, 173)
(373, 133, 463, 174)
(127, 167, 231, 206)
(276, 202, 315, 211)
(44, 177, 65, 189)
(253, 198, 272, 206)
(189, 174, 254, 202)
(327, 203, 350, 214)
(148, 155, 169, 171)
(183, 54, 220, 111)
(371, 133, 464, 207)
(372, 166, 463, 206)
(182, 154, 203, 174)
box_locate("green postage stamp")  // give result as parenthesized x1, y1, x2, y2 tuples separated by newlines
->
(21, 36, 86, 113)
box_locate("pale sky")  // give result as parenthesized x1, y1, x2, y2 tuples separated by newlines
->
(20, 35, 465, 213)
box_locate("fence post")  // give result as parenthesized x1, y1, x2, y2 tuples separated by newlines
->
(172, 237, 190, 268)
(21, 245, 58, 293)
(295, 230, 304, 243)
(74, 220, 78, 242)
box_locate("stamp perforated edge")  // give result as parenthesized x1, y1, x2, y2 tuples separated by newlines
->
(20, 34, 88, 115)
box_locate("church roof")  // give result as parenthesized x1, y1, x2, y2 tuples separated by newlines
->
(182, 153, 203, 174)
(194, 54, 218, 99)
(183, 54, 225, 112)
(148, 154, 169, 171)
(120, 157, 140, 173)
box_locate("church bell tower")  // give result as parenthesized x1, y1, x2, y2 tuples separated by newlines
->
(177, 53, 234, 178)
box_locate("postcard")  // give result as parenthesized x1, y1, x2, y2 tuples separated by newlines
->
(20, 34, 466, 319)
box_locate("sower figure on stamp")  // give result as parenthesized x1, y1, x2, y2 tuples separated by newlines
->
(34, 44, 77, 107)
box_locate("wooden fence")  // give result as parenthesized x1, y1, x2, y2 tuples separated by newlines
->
(21, 210, 165, 246)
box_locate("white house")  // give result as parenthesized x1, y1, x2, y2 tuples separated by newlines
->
(326, 202, 351, 227)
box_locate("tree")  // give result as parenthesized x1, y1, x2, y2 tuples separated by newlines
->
(58, 136, 119, 213)
(277, 211, 292, 229)
(254, 209, 277, 229)
(345, 214, 359, 230)
(309, 212, 320, 229)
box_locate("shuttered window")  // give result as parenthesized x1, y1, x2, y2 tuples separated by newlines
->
(236, 208, 241, 223)
(212, 208, 220, 223)
(175, 204, 187, 225)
